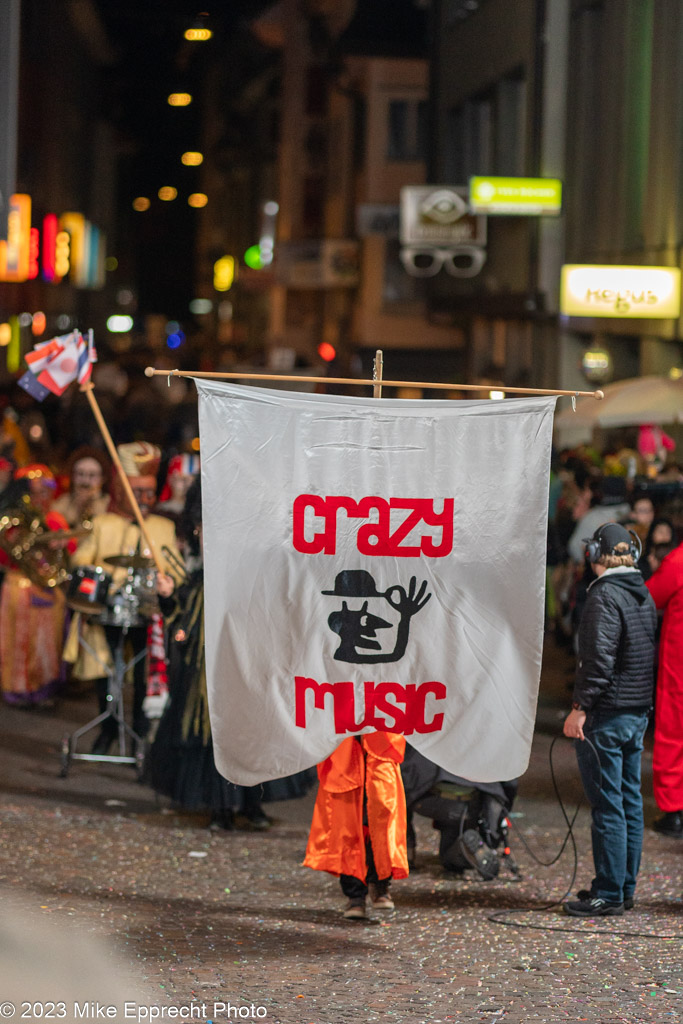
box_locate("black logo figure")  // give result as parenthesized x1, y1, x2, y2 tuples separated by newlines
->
(322, 569, 431, 664)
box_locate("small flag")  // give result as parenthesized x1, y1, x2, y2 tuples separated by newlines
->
(37, 331, 83, 395)
(24, 336, 66, 375)
(18, 329, 98, 400)
(17, 370, 51, 402)
(76, 332, 93, 386)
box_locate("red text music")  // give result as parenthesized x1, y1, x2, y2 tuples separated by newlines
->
(294, 675, 446, 734)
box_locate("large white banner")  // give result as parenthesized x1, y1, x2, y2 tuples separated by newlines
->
(197, 381, 556, 785)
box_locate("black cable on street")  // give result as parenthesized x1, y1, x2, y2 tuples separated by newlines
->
(487, 735, 683, 941)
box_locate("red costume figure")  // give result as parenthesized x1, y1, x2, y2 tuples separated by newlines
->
(648, 542, 683, 836)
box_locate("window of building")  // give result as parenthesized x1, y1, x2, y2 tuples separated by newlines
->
(443, 71, 525, 182)
(387, 99, 428, 161)
(443, 95, 492, 181)
(353, 95, 366, 171)
(495, 74, 526, 175)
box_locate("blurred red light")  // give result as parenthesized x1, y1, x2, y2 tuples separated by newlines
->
(318, 342, 336, 362)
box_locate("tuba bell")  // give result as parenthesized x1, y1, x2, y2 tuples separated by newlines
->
(0, 494, 70, 590)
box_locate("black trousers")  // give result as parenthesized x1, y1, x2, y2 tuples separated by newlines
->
(340, 834, 387, 899)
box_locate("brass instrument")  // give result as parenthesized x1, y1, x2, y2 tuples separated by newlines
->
(161, 544, 188, 583)
(78, 491, 98, 534)
(0, 494, 70, 589)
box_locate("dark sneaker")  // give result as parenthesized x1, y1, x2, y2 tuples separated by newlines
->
(577, 888, 634, 911)
(209, 811, 235, 831)
(458, 829, 499, 881)
(342, 899, 367, 920)
(564, 897, 624, 917)
(653, 811, 683, 838)
(235, 813, 272, 831)
(368, 883, 394, 910)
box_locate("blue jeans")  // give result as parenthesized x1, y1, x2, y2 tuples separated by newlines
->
(575, 709, 649, 904)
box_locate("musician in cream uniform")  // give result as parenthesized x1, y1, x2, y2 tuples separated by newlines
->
(63, 442, 185, 753)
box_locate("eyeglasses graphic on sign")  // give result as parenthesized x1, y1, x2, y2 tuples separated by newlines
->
(400, 245, 486, 279)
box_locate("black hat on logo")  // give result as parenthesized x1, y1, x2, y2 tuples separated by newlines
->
(322, 570, 385, 597)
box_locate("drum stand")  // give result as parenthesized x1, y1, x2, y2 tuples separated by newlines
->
(59, 623, 148, 780)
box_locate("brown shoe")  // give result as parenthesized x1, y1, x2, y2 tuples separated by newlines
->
(369, 883, 395, 910)
(342, 899, 367, 920)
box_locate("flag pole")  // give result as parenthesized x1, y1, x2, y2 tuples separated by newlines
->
(373, 349, 383, 399)
(143, 366, 604, 400)
(79, 381, 165, 574)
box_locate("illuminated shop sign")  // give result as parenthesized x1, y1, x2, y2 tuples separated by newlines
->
(400, 186, 486, 245)
(469, 176, 563, 216)
(0, 194, 32, 281)
(560, 265, 681, 319)
(41, 213, 58, 282)
(0, 198, 105, 287)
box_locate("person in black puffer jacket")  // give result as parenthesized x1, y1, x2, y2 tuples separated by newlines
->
(562, 523, 657, 919)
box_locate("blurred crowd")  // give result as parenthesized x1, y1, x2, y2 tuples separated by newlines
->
(547, 443, 682, 652)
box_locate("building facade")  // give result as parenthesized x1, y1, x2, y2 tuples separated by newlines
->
(432, 0, 683, 398)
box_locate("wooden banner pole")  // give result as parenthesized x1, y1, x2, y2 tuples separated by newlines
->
(373, 349, 384, 399)
(144, 366, 604, 400)
(80, 382, 165, 573)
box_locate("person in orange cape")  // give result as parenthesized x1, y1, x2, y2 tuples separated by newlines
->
(304, 731, 409, 919)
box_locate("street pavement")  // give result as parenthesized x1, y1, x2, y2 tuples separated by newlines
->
(0, 637, 682, 1024)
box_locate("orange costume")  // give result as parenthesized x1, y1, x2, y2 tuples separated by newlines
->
(304, 731, 409, 882)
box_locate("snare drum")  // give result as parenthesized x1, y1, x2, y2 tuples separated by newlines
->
(97, 567, 158, 628)
(130, 567, 159, 619)
(97, 587, 144, 629)
(66, 566, 112, 615)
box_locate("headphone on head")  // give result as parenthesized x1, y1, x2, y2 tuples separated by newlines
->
(584, 523, 642, 564)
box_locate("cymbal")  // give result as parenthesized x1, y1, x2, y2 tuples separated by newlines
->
(66, 596, 108, 616)
(33, 528, 88, 544)
(104, 553, 156, 569)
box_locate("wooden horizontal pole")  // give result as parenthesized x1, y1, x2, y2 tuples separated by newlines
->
(144, 366, 604, 400)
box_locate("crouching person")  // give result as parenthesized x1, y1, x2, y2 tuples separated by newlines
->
(563, 523, 657, 917)
(401, 743, 518, 880)
(304, 732, 409, 919)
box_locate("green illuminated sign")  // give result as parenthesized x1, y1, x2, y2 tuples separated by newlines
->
(244, 244, 263, 270)
(469, 176, 563, 216)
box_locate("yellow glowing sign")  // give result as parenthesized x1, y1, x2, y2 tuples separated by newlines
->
(561, 265, 681, 319)
(0, 194, 32, 281)
(55, 231, 70, 279)
(7, 316, 20, 372)
(188, 193, 208, 208)
(184, 28, 212, 41)
(158, 187, 178, 201)
(60, 212, 86, 285)
(469, 176, 562, 216)
(133, 197, 151, 212)
(181, 151, 204, 166)
(213, 256, 235, 291)
(168, 93, 192, 107)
